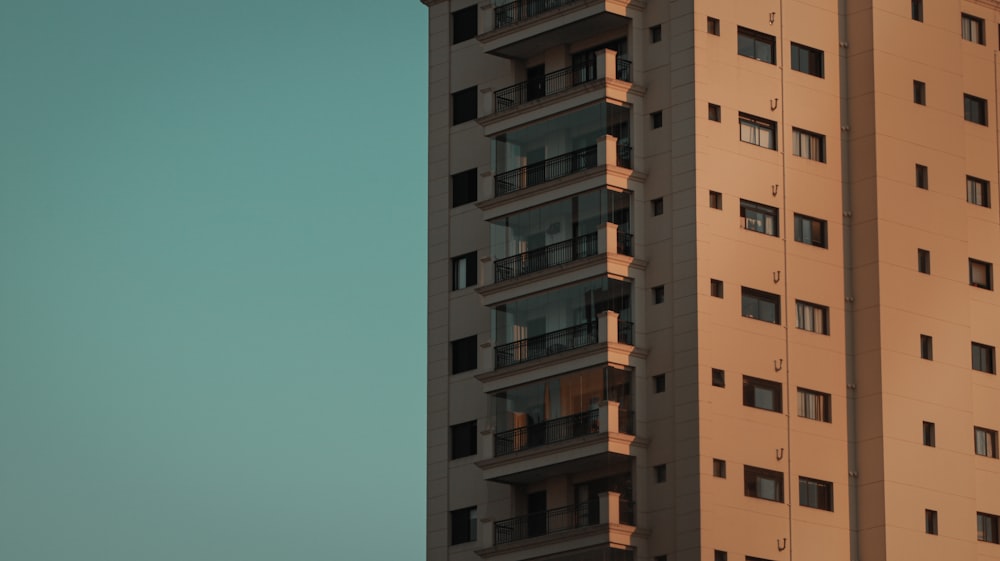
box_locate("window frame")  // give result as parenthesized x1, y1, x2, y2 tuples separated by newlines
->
(451, 335, 478, 374)
(797, 387, 832, 422)
(742, 287, 781, 324)
(920, 334, 933, 360)
(713, 458, 727, 478)
(450, 420, 478, 459)
(744, 465, 784, 502)
(451, 168, 478, 207)
(653, 373, 666, 393)
(451, 6, 478, 45)
(915, 163, 928, 189)
(795, 300, 830, 335)
(925, 509, 938, 535)
(793, 213, 828, 248)
(707, 17, 720, 36)
(737, 26, 776, 64)
(965, 94, 988, 126)
(452, 86, 478, 126)
(450, 506, 478, 545)
(979, 512, 1000, 544)
(923, 421, 936, 447)
(712, 368, 726, 387)
(973, 342, 996, 374)
(969, 258, 993, 290)
(799, 476, 833, 511)
(918, 249, 931, 274)
(792, 127, 826, 162)
(913, 80, 926, 105)
(967, 176, 990, 207)
(962, 13, 986, 45)
(650, 24, 662, 43)
(740, 199, 779, 236)
(912, 0, 923, 22)
(975, 426, 999, 458)
(743, 375, 783, 413)
(739, 113, 778, 150)
(452, 252, 478, 291)
(790, 42, 824, 78)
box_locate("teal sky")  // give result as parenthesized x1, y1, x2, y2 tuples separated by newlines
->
(0, 2, 427, 559)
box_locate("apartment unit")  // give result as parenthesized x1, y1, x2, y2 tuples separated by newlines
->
(423, 1, 1000, 560)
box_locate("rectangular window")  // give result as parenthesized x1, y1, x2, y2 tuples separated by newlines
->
(739, 113, 777, 149)
(451, 168, 477, 207)
(923, 421, 936, 446)
(707, 17, 720, 36)
(450, 420, 477, 459)
(926, 509, 938, 535)
(965, 94, 988, 125)
(711, 279, 724, 298)
(967, 176, 990, 207)
(799, 477, 833, 511)
(915, 164, 928, 189)
(737, 27, 776, 64)
(918, 249, 931, 274)
(742, 287, 781, 324)
(651, 111, 663, 129)
(744, 465, 784, 502)
(713, 458, 727, 478)
(790, 43, 824, 77)
(708, 103, 721, 122)
(794, 214, 827, 248)
(743, 375, 783, 413)
(650, 24, 662, 43)
(652, 197, 664, 216)
(712, 368, 726, 387)
(920, 334, 933, 360)
(740, 199, 779, 236)
(450, 506, 477, 545)
(653, 373, 666, 393)
(913, 80, 926, 105)
(797, 388, 832, 422)
(912, 0, 923, 21)
(975, 427, 999, 458)
(452, 252, 477, 290)
(654, 464, 667, 483)
(451, 336, 478, 374)
(796, 300, 829, 335)
(962, 13, 986, 45)
(792, 128, 826, 162)
(452, 86, 477, 125)
(709, 190, 723, 209)
(970, 258, 993, 289)
(714, 551, 727, 561)
(973, 342, 996, 373)
(452, 6, 477, 44)
(653, 285, 665, 304)
(979, 512, 1000, 543)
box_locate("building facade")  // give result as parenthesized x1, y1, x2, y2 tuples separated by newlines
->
(423, 1, 1000, 560)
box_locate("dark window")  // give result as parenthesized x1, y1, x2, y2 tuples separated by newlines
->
(925, 509, 938, 535)
(792, 128, 826, 162)
(965, 94, 988, 125)
(979, 512, 1000, 543)
(975, 427, 999, 458)
(713, 459, 727, 478)
(452, 252, 477, 290)
(912, 0, 923, 22)
(923, 421, 936, 446)
(650, 24, 662, 43)
(654, 464, 667, 483)
(737, 27, 776, 63)
(962, 13, 986, 45)
(744, 465, 784, 502)
(450, 506, 477, 545)
(794, 214, 827, 248)
(739, 113, 777, 149)
(714, 551, 727, 561)
(452, 87, 477, 125)
(451, 336, 477, 374)
(711, 279, 724, 298)
(709, 190, 722, 209)
(652, 197, 664, 216)
(967, 176, 990, 207)
(740, 199, 779, 236)
(653, 374, 666, 393)
(798, 388, 831, 422)
(653, 285, 665, 304)
(970, 258, 993, 289)
(655, 556, 668, 561)
(742, 287, 781, 324)
(920, 335, 933, 360)
(743, 376, 782, 412)
(918, 249, 931, 274)
(796, 300, 829, 335)
(707, 17, 720, 36)
(452, 6, 477, 44)
(913, 80, 926, 105)
(799, 477, 833, 511)
(790, 43, 824, 77)
(451, 420, 477, 459)
(708, 103, 721, 122)
(651, 110, 663, 129)
(451, 168, 477, 207)
(915, 164, 929, 189)
(712, 368, 726, 387)
(973, 342, 996, 373)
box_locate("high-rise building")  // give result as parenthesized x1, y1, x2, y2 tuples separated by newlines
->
(422, 1, 1000, 560)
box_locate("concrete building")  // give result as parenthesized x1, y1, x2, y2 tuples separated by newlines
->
(422, 1, 1000, 560)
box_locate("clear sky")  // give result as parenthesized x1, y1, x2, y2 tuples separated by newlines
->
(0, 1, 428, 559)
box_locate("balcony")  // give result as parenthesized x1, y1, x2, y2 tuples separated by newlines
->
(493, 0, 579, 31)
(495, 317, 633, 369)
(494, 407, 635, 456)
(493, 57, 632, 114)
(479, 0, 635, 59)
(493, 495, 635, 545)
(494, 142, 632, 197)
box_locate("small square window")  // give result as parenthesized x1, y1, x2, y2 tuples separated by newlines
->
(739, 113, 777, 149)
(450, 420, 477, 459)
(798, 388, 832, 422)
(962, 13, 986, 45)
(651, 111, 663, 129)
(650, 24, 662, 43)
(790, 43, 824, 78)
(742, 287, 781, 324)
(707, 17, 720, 36)
(708, 103, 721, 122)
(918, 249, 931, 274)
(915, 164, 928, 189)
(451, 335, 478, 374)
(653, 285, 665, 304)
(452, 252, 477, 290)
(925, 509, 938, 535)
(713, 458, 727, 478)
(978, 512, 1000, 543)
(741, 199, 779, 236)
(744, 465, 784, 502)
(799, 477, 833, 511)
(792, 128, 826, 162)
(973, 342, 996, 374)
(794, 214, 828, 248)
(920, 334, 933, 360)
(712, 368, 726, 387)
(452, 6, 478, 44)
(913, 80, 926, 105)
(710, 279, 724, 298)
(450, 506, 477, 545)
(975, 427, 999, 458)
(452, 86, 478, 125)
(652, 197, 664, 216)
(911, 0, 923, 22)
(743, 375, 782, 413)
(654, 464, 667, 483)
(737, 26, 776, 64)
(970, 258, 993, 289)
(965, 94, 988, 125)
(796, 300, 829, 335)
(451, 168, 478, 207)
(714, 551, 727, 561)
(967, 176, 990, 207)
(923, 421, 936, 447)
(653, 374, 666, 393)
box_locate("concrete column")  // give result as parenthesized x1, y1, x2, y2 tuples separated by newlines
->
(480, 255, 494, 286)
(598, 400, 620, 434)
(479, 2, 494, 34)
(480, 86, 493, 116)
(480, 425, 495, 459)
(595, 48, 617, 81)
(479, 168, 493, 202)
(598, 491, 621, 525)
(480, 517, 494, 547)
(595, 135, 618, 167)
(596, 222, 619, 255)
(597, 310, 619, 344)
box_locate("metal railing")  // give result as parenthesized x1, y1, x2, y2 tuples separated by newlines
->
(494, 233, 598, 282)
(618, 320, 634, 345)
(494, 322, 597, 368)
(493, 0, 579, 30)
(616, 231, 633, 256)
(495, 146, 598, 196)
(494, 502, 596, 544)
(495, 409, 600, 457)
(494, 58, 633, 114)
(616, 58, 632, 82)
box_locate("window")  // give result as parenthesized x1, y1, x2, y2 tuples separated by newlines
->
(913, 80, 926, 105)
(794, 214, 827, 248)
(714, 551, 728, 561)
(918, 249, 931, 274)
(740, 199, 779, 236)
(973, 342, 996, 373)
(654, 464, 667, 483)
(653, 374, 666, 393)
(712, 368, 726, 387)
(452, 6, 477, 44)
(655, 556, 668, 561)
(451, 336, 477, 374)
(792, 128, 826, 162)
(975, 427, 998, 458)
(708, 103, 721, 122)
(791, 43, 824, 77)
(451, 420, 477, 459)
(926, 509, 938, 535)
(796, 300, 829, 335)
(713, 459, 727, 478)
(970, 258, 993, 289)
(709, 190, 722, 209)
(915, 164, 928, 189)
(452, 86, 477, 125)
(920, 334, 933, 360)
(452, 252, 477, 290)
(707, 17, 720, 36)
(799, 477, 833, 511)
(652, 197, 664, 216)
(651, 111, 663, 129)
(798, 388, 832, 422)
(742, 288, 781, 324)
(967, 176, 990, 207)
(451, 168, 477, 207)
(912, 0, 923, 22)
(739, 113, 777, 149)
(962, 13, 986, 45)
(450, 506, 477, 545)
(650, 24, 662, 43)
(737, 27, 776, 63)
(653, 285, 665, 304)
(711, 279, 724, 298)
(744, 465, 784, 502)
(979, 512, 999, 543)
(965, 94, 987, 125)
(743, 376, 782, 412)
(923, 421, 936, 447)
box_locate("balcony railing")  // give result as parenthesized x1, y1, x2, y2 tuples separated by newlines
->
(494, 58, 633, 114)
(494, 0, 579, 30)
(616, 231, 633, 256)
(493, 497, 636, 545)
(495, 322, 598, 368)
(495, 409, 599, 457)
(617, 320, 634, 345)
(494, 233, 598, 282)
(495, 146, 598, 196)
